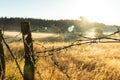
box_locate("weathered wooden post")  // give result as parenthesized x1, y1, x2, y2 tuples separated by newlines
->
(21, 22, 35, 80)
(0, 29, 5, 80)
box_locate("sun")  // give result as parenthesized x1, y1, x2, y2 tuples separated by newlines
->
(66, 0, 117, 25)
(86, 16, 96, 22)
(86, 16, 102, 23)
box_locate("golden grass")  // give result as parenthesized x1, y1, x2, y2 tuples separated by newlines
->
(4, 31, 59, 39)
(4, 42, 120, 80)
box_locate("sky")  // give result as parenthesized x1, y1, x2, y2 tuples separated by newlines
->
(0, 0, 120, 25)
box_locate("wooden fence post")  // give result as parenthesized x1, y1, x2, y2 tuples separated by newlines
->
(0, 29, 5, 80)
(21, 22, 35, 80)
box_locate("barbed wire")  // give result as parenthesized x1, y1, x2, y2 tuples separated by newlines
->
(35, 30, 120, 55)
(23, 36, 44, 80)
(51, 52, 70, 80)
(79, 30, 120, 40)
(1, 35, 24, 78)
(4, 32, 21, 39)
(2, 29, 120, 80)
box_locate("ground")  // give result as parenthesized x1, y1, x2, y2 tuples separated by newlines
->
(3, 31, 120, 80)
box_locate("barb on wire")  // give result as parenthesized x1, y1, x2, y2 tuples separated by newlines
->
(36, 41, 90, 55)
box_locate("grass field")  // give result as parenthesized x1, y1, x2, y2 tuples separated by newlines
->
(4, 31, 61, 43)
(4, 31, 59, 39)
(4, 40, 120, 80)
(4, 31, 80, 42)
(3, 31, 120, 80)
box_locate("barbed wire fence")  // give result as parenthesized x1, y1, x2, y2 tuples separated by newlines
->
(0, 21, 120, 80)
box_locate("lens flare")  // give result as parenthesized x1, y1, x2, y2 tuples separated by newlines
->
(68, 25, 74, 32)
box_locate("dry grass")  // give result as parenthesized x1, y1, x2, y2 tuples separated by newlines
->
(4, 41, 120, 80)
(4, 31, 59, 39)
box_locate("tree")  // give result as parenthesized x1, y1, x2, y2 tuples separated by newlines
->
(95, 28, 104, 38)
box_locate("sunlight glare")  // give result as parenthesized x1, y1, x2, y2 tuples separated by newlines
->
(64, 0, 118, 25)
(86, 28, 96, 38)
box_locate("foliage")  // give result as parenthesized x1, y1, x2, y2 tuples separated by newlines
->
(0, 17, 81, 33)
(0, 17, 119, 33)
(95, 28, 104, 38)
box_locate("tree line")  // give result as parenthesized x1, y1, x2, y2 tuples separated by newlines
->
(0, 17, 119, 33)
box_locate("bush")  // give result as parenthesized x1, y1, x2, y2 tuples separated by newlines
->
(95, 28, 104, 38)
